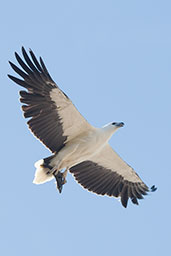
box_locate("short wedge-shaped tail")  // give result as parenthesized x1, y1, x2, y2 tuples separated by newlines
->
(33, 159, 54, 184)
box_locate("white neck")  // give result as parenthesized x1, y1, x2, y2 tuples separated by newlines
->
(100, 124, 118, 142)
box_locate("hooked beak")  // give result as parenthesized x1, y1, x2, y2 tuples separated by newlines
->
(115, 122, 124, 128)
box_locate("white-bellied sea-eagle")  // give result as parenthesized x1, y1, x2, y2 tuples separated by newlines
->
(8, 47, 156, 208)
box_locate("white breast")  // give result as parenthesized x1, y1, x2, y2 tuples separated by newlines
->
(51, 127, 112, 170)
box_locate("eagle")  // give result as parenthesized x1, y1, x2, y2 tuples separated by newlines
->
(8, 47, 156, 208)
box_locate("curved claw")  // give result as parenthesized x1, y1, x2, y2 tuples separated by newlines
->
(53, 171, 66, 193)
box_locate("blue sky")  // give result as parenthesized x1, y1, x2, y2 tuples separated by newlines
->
(1, 0, 171, 255)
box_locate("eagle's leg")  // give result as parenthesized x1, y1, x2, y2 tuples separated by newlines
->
(54, 171, 65, 193)
(53, 168, 68, 193)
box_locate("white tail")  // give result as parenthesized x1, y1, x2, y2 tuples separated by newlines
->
(33, 159, 54, 184)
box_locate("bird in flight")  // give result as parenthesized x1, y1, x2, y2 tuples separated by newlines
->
(8, 47, 156, 208)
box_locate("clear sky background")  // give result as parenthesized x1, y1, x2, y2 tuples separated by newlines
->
(1, 0, 171, 255)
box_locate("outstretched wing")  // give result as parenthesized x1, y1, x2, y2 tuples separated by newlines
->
(8, 47, 93, 153)
(70, 144, 149, 208)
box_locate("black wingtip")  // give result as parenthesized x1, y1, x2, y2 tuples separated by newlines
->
(8, 60, 15, 68)
(7, 74, 14, 80)
(150, 185, 157, 192)
(8, 74, 17, 83)
(14, 51, 19, 58)
(20, 46, 33, 56)
(21, 46, 26, 55)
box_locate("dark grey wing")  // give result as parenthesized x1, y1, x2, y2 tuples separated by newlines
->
(70, 144, 150, 208)
(8, 47, 92, 153)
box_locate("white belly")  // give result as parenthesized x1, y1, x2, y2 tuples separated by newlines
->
(51, 128, 108, 170)
(33, 125, 117, 184)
